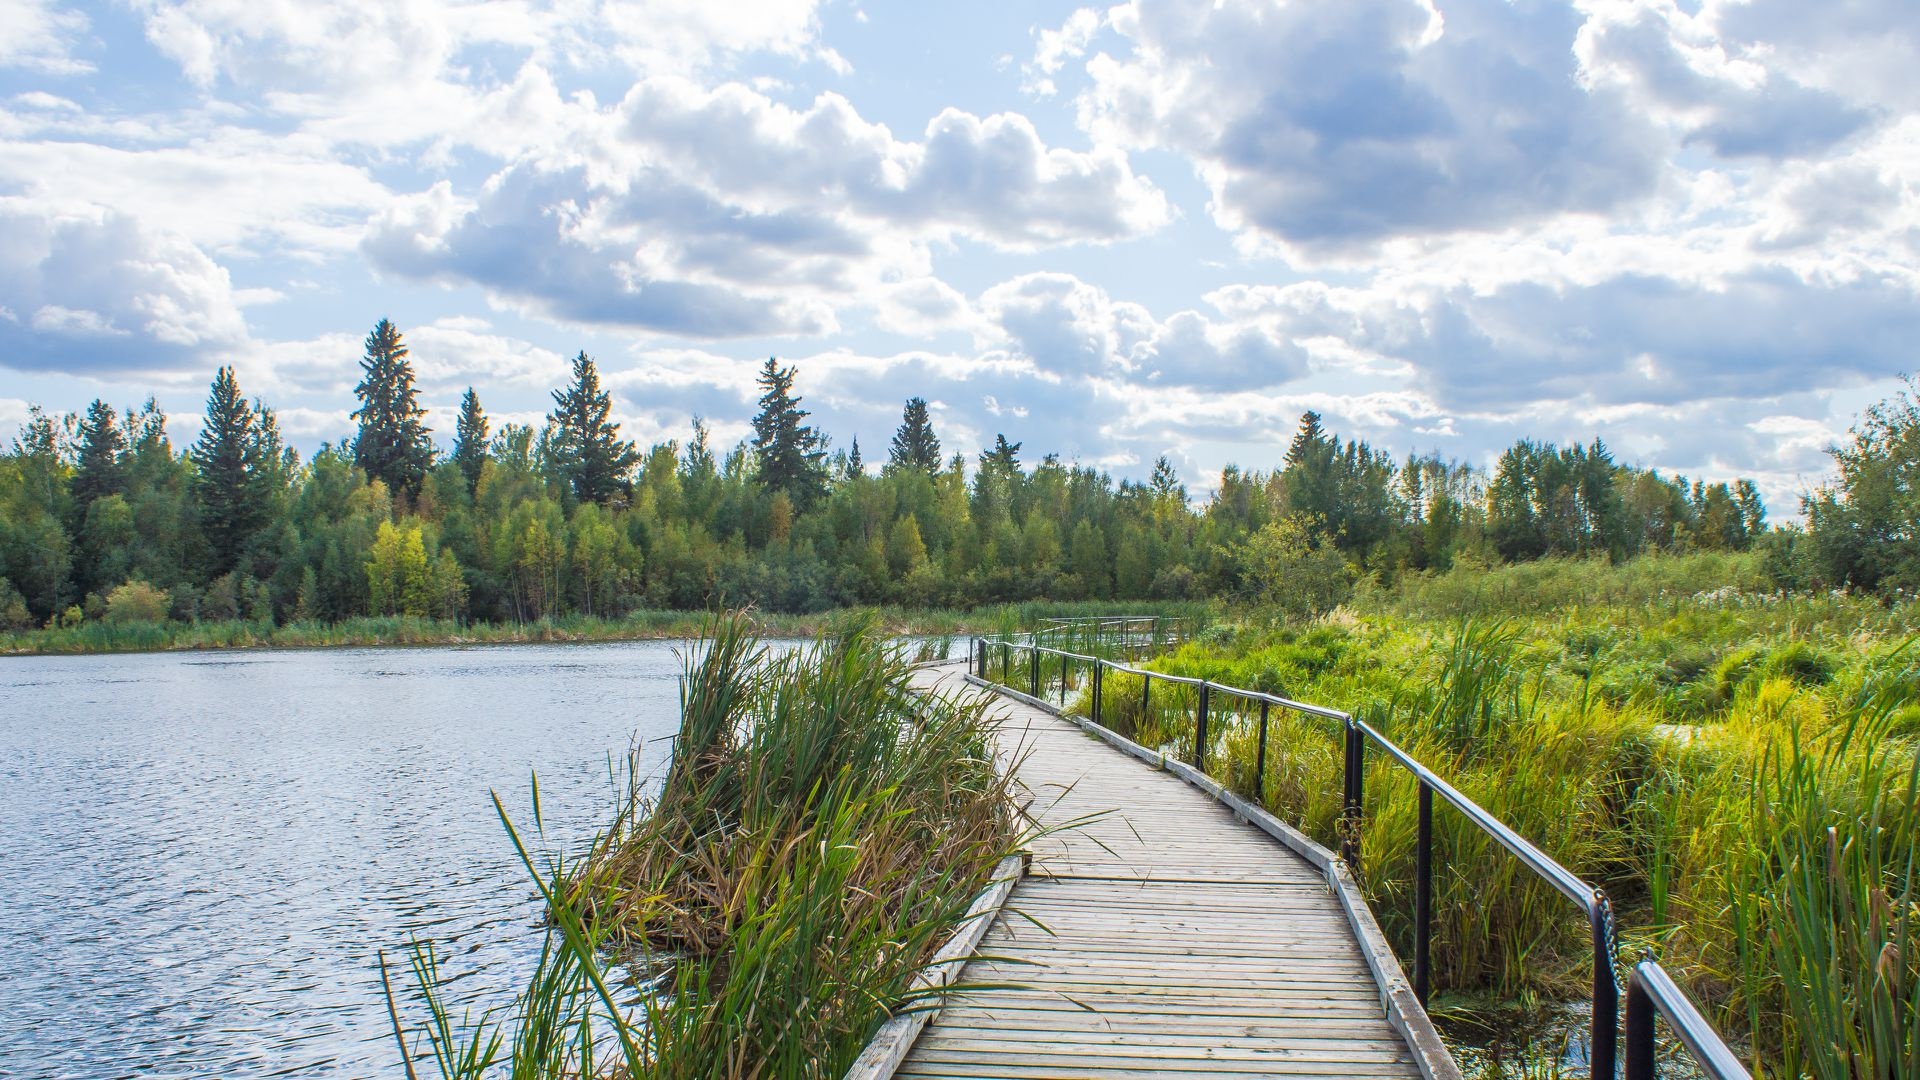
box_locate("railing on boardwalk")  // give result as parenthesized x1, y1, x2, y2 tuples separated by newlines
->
(965, 634, 1752, 1080)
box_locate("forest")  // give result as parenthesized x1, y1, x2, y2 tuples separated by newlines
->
(0, 318, 1911, 637)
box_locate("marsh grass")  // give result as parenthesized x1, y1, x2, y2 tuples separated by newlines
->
(1068, 557, 1918, 1075)
(386, 611, 1025, 1078)
(0, 598, 1214, 656)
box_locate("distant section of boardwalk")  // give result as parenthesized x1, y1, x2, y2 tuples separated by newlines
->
(895, 665, 1443, 1080)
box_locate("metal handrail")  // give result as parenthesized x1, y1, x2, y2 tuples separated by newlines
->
(964, 633, 1749, 1080)
(1626, 957, 1752, 1079)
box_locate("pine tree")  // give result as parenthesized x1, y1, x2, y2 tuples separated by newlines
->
(190, 367, 266, 574)
(351, 318, 434, 499)
(548, 352, 640, 504)
(71, 399, 127, 510)
(682, 417, 716, 480)
(845, 437, 864, 479)
(1149, 455, 1184, 502)
(1285, 411, 1325, 466)
(750, 357, 827, 504)
(980, 434, 1023, 476)
(888, 396, 942, 474)
(452, 387, 489, 495)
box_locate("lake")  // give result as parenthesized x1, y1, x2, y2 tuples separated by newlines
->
(0, 641, 696, 1078)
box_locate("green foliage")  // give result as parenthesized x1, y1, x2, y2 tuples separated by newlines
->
(352, 319, 435, 500)
(9, 354, 1920, 652)
(749, 357, 827, 506)
(1066, 560, 1920, 1077)
(887, 396, 942, 475)
(386, 613, 1021, 1078)
(190, 367, 278, 575)
(546, 352, 639, 505)
(1238, 513, 1354, 616)
(71, 398, 127, 511)
(1804, 374, 1920, 591)
(103, 579, 171, 624)
(451, 388, 489, 497)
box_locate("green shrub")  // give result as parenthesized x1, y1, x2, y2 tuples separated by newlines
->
(103, 580, 171, 624)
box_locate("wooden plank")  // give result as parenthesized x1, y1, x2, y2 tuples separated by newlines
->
(866, 666, 1455, 1080)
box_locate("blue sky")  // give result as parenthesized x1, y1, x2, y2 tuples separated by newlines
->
(2, 0, 1917, 516)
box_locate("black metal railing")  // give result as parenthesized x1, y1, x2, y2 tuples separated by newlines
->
(967, 635, 1750, 1080)
(1626, 956, 1752, 1080)
(1022, 614, 1195, 661)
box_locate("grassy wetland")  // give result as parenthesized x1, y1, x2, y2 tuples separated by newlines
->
(1066, 552, 1918, 1077)
(385, 614, 1024, 1078)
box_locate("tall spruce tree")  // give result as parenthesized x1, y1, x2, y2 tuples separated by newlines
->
(845, 437, 864, 479)
(190, 367, 266, 574)
(72, 399, 127, 510)
(351, 318, 433, 498)
(548, 352, 640, 504)
(888, 396, 942, 474)
(452, 387, 489, 495)
(980, 433, 1023, 475)
(750, 357, 827, 504)
(1149, 455, 1185, 502)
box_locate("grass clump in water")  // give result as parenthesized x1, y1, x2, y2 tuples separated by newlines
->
(386, 610, 1023, 1078)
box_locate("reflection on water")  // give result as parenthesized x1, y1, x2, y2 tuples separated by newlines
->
(0, 641, 692, 1078)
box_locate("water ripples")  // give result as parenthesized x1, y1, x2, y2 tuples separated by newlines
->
(0, 641, 688, 1078)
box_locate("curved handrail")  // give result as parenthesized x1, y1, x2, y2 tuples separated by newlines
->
(966, 633, 1748, 1080)
(1626, 957, 1752, 1080)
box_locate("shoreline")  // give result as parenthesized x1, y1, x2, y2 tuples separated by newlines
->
(0, 609, 1010, 658)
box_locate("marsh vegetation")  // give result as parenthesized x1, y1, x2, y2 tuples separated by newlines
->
(386, 614, 1023, 1078)
(1070, 552, 1917, 1078)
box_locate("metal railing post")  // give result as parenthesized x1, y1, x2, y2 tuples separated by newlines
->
(1591, 895, 1620, 1080)
(1030, 647, 1040, 699)
(1342, 722, 1363, 871)
(1255, 699, 1270, 805)
(1092, 663, 1103, 727)
(1141, 671, 1151, 726)
(1415, 781, 1433, 1004)
(1625, 965, 1655, 1080)
(1194, 683, 1211, 771)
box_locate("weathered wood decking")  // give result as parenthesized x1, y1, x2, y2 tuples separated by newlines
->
(893, 665, 1452, 1080)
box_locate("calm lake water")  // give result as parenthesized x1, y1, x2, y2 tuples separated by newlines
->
(0, 641, 698, 1079)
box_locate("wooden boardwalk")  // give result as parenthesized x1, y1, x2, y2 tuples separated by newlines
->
(894, 665, 1448, 1080)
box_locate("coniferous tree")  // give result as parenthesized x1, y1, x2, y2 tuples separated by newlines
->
(750, 357, 827, 504)
(72, 399, 127, 510)
(548, 352, 640, 504)
(190, 367, 267, 574)
(452, 388, 489, 496)
(980, 434, 1023, 476)
(351, 319, 433, 498)
(1149, 455, 1185, 503)
(1285, 411, 1325, 466)
(682, 418, 716, 480)
(846, 437, 864, 479)
(888, 397, 942, 474)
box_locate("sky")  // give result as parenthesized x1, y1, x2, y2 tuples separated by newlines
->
(1, 0, 1916, 517)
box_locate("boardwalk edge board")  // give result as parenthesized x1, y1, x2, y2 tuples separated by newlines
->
(843, 851, 1031, 1080)
(962, 674, 1463, 1080)
(846, 659, 1029, 1080)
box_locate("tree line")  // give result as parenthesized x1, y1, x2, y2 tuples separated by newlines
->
(0, 319, 1907, 630)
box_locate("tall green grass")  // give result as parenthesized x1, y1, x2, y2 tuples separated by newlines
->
(1067, 559, 1918, 1075)
(386, 612, 1023, 1078)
